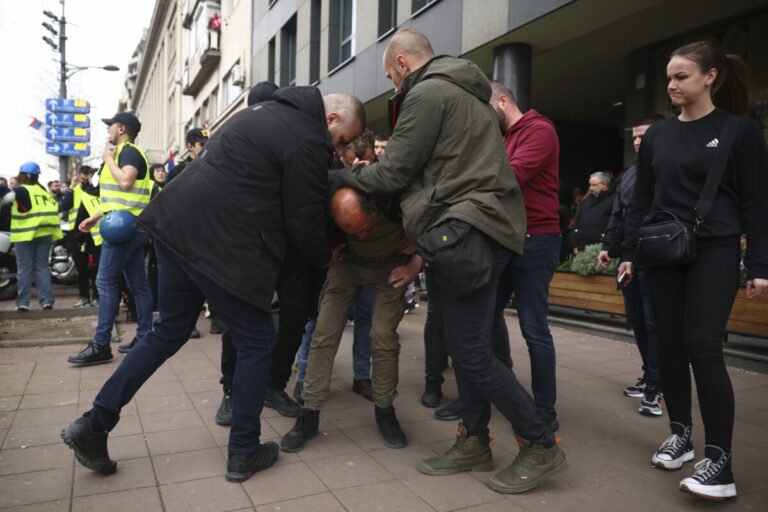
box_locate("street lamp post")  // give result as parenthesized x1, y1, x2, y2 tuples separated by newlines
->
(42, 3, 118, 184)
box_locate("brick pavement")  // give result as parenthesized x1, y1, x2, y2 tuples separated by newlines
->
(1, 288, 767, 511)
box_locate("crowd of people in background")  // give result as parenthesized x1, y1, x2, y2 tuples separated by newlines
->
(1, 28, 766, 503)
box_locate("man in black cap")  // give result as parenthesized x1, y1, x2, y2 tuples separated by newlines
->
(67, 112, 154, 365)
(165, 127, 209, 185)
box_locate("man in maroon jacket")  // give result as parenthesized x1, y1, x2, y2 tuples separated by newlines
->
(490, 80, 562, 432)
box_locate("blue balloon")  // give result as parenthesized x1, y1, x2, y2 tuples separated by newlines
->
(100, 210, 136, 244)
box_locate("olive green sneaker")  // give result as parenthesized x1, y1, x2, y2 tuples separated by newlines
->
(417, 423, 493, 476)
(488, 437, 568, 494)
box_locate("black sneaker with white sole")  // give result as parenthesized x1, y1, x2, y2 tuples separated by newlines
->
(623, 377, 647, 398)
(638, 388, 663, 416)
(679, 445, 737, 500)
(652, 421, 694, 470)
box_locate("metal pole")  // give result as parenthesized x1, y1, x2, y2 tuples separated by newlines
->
(58, 1, 68, 184)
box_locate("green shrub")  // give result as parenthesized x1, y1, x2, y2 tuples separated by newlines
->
(563, 243, 617, 276)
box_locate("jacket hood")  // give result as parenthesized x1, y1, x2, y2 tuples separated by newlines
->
(508, 109, 552, 135)
(273, 86, 326, 124)
(403, 55, 491, 103)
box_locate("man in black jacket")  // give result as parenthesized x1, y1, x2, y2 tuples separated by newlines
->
(61, 87, 364, 483)
(571, 172, 616, 253)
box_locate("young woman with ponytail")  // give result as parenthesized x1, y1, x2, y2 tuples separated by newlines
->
(619, 40, 768, 500)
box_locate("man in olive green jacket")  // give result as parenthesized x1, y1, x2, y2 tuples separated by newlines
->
(340, 28, 567, 494)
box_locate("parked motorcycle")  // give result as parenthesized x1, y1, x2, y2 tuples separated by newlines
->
(50, 229, 78, 285)
(0, 231, 18, 300)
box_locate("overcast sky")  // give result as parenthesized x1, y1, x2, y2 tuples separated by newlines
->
(0, 0, 156, 185)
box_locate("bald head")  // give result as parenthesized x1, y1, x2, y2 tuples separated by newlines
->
(330, 187, 376, 239)
(382, 29, 435, 93)
(323, 93, 366, 153)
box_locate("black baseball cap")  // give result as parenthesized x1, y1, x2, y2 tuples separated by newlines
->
(186, 128, 209, 144)
(247, 81, 278, 107)
(101, 112, 141, 132)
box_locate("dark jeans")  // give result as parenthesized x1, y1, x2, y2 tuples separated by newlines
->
(220, 251, 315, 393)
(494, 234, 560, 416)
(93, 241, 277, 454)
(429, 234, 552, 445)
(621, 266, 661, 388)
(644, 241, 740, 452)
(74, 236, 100, 300)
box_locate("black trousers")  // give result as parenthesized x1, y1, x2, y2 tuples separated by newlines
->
(74, 236, 100, 300)
(644, 239, 740, 452)
(220, 251, 321, 393)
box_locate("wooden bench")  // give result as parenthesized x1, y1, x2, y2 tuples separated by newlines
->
(547, 271, 768, 338)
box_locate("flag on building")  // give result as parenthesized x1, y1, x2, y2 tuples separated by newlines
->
(29, 117, 43, 130)
(166, 151, 175, 171)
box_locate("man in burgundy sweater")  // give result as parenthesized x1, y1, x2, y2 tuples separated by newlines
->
(490, 80, 562, 432)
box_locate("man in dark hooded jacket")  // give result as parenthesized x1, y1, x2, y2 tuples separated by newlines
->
(61, 87, 364, 483)
(340, 28, 567, 494)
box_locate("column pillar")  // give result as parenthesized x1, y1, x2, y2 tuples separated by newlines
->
(493, 43, 532, 112)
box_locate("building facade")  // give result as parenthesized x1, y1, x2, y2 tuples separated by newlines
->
(128, 0, 768, 189)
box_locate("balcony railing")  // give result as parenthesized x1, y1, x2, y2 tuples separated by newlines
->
(182, 29, 221, 96)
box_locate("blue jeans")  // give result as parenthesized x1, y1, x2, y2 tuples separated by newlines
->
(15, 235, 54, 307)
(93, 225, 153, 346)
(352, 286, 373, 380)
(296, 317, 317, 382)
(494, 234, 561, 416)
(431, 233, 552, 444)
(93, 242, 277, 454)
(295, 287, 373, 382)
(621, 266, 661, 389)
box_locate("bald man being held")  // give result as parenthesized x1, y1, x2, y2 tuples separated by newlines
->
(281, 186, 422, 452)
(340, 28, 567, 494)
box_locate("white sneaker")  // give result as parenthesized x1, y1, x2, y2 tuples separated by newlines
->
(73, 298, 91, 308)
(652, 422, 694, 470)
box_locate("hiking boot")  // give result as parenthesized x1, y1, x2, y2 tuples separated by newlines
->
(375, 406, 407, 449)
(488, 438, 568, 494)
(215, 392, 232, 426)
(639, 388, 663, 416)
(189, 327, 201, 339)
(435, 398, 461, 421)
(652, 421, 694, 470)
(418, 422, 493, 476)
(421, 376, 443, 408)
(352, 378, 373, 401)
(624, 377, 647, 398)
(679, 445, 737, 500)
(61, 411, 117, 475)
(264, 388, 300, 417)
(67, 343, 113, 366)
(117, 337, 138, 354)
(293, 381, 304, 406)
(280, 408, 319, 452)
(225, 442, 279, 482)
(73, 297, 91, 308)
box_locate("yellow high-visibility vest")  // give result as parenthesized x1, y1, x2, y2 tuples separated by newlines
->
(67, 185, 82, 230)
(10, 184, 63, 243)
(99, 141, 151, 215)
(80, 189, 103, 246)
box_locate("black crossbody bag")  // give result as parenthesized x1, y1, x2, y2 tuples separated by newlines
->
(636, 116, 738, 267)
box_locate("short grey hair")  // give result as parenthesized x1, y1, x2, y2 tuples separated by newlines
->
(590, 171, 612, 187)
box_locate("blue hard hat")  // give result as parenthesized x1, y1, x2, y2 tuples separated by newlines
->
(19, 161, 40, 175)
(99, 210, 136, 244)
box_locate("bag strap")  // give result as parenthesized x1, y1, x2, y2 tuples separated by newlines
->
(693, 114, 739, 231)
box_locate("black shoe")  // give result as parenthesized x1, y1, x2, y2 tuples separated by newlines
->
(61, 411, 117, 475)
(225, 442, 279, 482)
(264, 388, 300, 417)
(352, 378, 374, 401)
(652, 421, 694, 470)
(375, 405, 408, 449)
(421, 376, 443, 408)
(210, 317, 227, 334)
(67, 343, 113, 366)
(679, 445, 737, 500)
(435, 398, 461, 421)
(189, 327, 201, 339)
(215, 392, 232, 426)
(293, 381, 304, 406)
(280, 408, 319, 452)
(117, 337, 138, 354)
(624, 377, 647, 398)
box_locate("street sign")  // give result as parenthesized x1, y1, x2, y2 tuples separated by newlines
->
(46, 126, 90, 142)
(45, 112, 90, 127)
(45, 98, 90, 113)
(45, 142, 90, 156)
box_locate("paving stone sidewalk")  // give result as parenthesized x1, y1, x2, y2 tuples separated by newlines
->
(1, 290, 767, 511)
